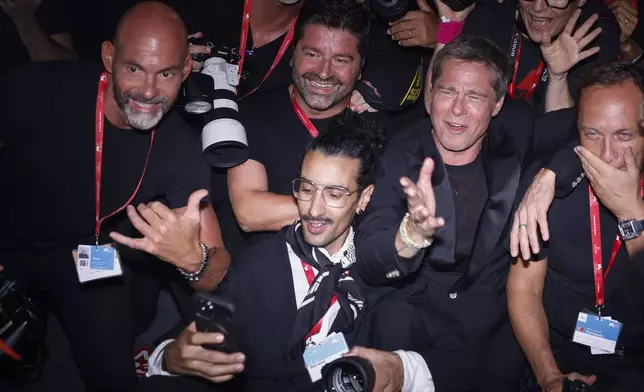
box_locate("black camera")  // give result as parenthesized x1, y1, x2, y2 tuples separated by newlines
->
(181, 35, 249, 168)
(563, 379, 596, 392)
(0, 270, 46, 379)
(370, 0, 409, 22)
(321, 356, 375, 392)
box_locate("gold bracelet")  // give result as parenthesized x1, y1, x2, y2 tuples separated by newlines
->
(399, 213, 433, 250)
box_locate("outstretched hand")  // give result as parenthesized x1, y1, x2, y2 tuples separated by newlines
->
(541, 9, 602, 78)
(110, 189, 208, 272)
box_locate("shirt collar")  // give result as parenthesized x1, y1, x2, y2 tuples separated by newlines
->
(317, 227, 354, 264)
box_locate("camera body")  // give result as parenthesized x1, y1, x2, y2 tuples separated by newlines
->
(182, 35, 249, 168)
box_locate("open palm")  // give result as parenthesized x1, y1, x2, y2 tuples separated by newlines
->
(541, 9, 602, 77)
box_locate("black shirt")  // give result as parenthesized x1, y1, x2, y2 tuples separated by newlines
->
(463, 0, 620, 111)
(0, 61, 210, 252)
(520, 162, 644, 348)
(445, 154, 488, 272)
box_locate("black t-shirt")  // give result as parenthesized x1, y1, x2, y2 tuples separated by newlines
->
(0, 61, 210, 252)
(0, 0, 70, 75)
(445, 154, 488, 272)
(519, 162, 644, 348)
(463, 0, 620, 111)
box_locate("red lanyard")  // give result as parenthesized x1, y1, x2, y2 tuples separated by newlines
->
(507, 31, 546, 101)
(588, 180, 644, 312)
(94, 72, 155, 245)
(238, 0, 298, 99)
(290, 87, 320, 138)
(301, 259, 338, 339)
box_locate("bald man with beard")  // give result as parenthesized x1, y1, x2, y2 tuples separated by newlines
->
(0, 2, 230, 391)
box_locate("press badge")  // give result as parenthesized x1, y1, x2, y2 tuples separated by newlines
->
(73, 245, 123, 283)
(302, 332, 349, 383)
(572, 311, 622, 354)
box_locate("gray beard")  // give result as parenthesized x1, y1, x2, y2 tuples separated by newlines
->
(278, 0, 300, 4)
(121, 105, 165, 130)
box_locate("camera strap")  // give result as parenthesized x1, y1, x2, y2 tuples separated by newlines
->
(290, 86, 319, 138)
(94, 72, 155, 245)
(588, 180, 643, 313)
(507, 28, 547, 101)
(239, 0, 298, 99)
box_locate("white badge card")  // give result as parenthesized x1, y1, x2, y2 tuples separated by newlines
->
(303, 332, 350, 383)
(572, 311, 622, 354)
(73, 245, 123, 283)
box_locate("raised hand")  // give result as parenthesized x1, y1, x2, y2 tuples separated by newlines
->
(575, 146, 643, 220)
(110, 189, 208, 272)
(510, 168, 556, 260)
(541, 9, 602, 78)
(400, 158, 445, 244)
(611, 0, 638, 43)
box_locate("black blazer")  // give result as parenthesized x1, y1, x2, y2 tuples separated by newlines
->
(164, 228, 477, 391)
(355, 100, 573, 343)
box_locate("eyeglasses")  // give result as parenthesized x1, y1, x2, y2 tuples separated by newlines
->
(521, 0, 572, 10)
(292, 178, 361, 209)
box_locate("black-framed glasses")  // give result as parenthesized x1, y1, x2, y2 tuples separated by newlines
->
(522, 0, 572, 10)
(292, 178, 361, 209)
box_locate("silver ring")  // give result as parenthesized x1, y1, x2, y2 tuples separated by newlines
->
(519, 224, 527, 230)
(408, 30, 412, 37)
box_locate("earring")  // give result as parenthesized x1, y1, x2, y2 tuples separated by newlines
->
(357, 209, 364, 215)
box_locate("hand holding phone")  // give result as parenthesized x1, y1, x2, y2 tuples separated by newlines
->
(193, 292, 238, 353)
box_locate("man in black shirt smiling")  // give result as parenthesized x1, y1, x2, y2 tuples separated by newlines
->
(508, 62, 644, 391)
(0, 3, 230, 391)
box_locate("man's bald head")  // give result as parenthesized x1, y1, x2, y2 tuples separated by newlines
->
(101, 1, 192, 130)
(113, 2, 188, 57)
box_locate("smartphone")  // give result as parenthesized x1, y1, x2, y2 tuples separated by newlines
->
(193, 292, 237, 353)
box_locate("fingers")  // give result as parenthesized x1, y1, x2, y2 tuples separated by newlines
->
(510, 212, 520, 258)
(625, 147, 639, 176)
(126, 204, 159, 239)
(577, 27, 602, 50)
(416, 0, 432, 12)
(537, 207, 550, 242)
(578, 46, 601, 62)
(137, 203, 165, 228)
(109, 231, 150, 252)
(188, 359, 243, 379)
(190, 331, 225, 346)
(391, 28, 415, 42)
(149, 201, 176, 222)
(566, 372, 597, 385)
(526, 206, 541, 255)
(388, 20, 414, 36)
(188, 31, 203, 39)
(189, 44, 211, 55)
(417, 158, 435, 188)
(573, 13, 599, 41)
(564, 8, 583, 36)
(518, 207, 532, 261)
(186, 189, 209, 220)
